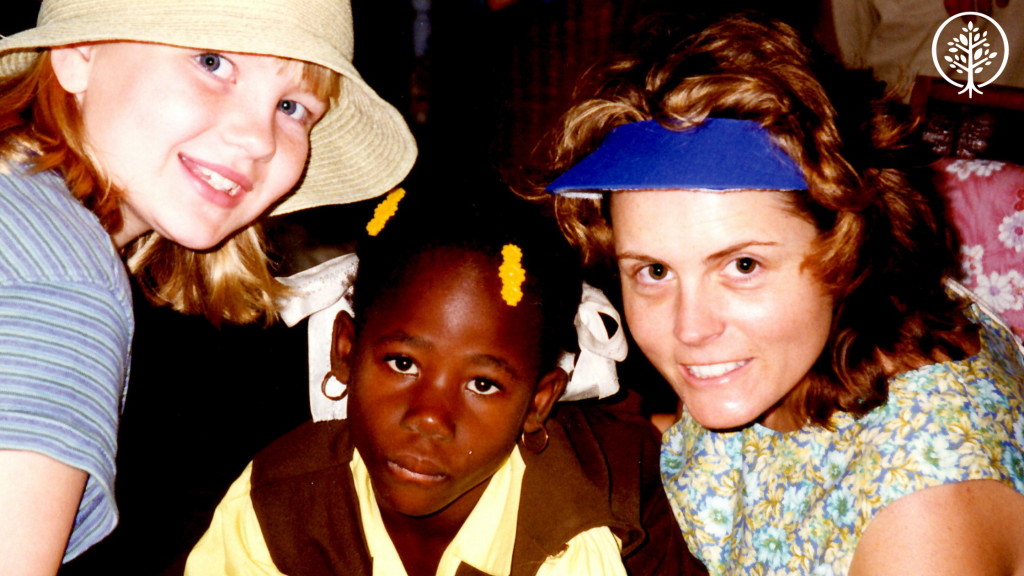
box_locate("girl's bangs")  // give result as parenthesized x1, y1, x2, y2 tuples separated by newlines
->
(283, 60, 342, 104)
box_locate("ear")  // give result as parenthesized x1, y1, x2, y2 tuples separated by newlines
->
(522, 367, 568, 434)
(49, 45, 95, 95)
(330, 311, 357, 384)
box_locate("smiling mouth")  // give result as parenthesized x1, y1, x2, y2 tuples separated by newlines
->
(684, 359, 750, 379)
(180, 154, 248, 198)
(193, 163, 242, 197)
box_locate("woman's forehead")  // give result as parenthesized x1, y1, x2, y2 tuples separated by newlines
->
(609, 189, 796, 220)
(610, 190, 816, 255)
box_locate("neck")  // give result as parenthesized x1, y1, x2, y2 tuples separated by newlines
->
(111, 204, 152, 249)
(378, 477, 491, 576)
(758, 381, 809, 433)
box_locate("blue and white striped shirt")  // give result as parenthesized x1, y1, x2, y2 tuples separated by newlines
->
(0, 166, 132, 562)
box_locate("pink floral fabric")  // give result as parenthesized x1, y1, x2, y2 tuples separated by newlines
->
(935, 159, 1024, 338)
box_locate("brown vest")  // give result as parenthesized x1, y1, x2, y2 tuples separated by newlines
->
(250, 404, 707, 576)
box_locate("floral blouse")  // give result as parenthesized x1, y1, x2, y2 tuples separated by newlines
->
(661, 304, 1024, 576)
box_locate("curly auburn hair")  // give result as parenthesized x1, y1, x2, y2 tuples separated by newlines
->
(521, 14, 975, 427)
(0, 52, 339, 326)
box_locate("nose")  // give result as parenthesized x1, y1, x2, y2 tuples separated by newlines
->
(222, 97, 277, 162)
(400, 377, 456, 442)
(673, 283, 725, 347)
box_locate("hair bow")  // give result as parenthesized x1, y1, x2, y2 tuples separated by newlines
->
(277, 255, 627, 421)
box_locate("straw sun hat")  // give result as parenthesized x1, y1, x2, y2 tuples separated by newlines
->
(0, 0, 417, 215)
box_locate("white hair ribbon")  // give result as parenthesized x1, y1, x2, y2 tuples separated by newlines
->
(557, 282, 627, 401)
(277, 256, 627, 421)
(277, 254, 358, 422)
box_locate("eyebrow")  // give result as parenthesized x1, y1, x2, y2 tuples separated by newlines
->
(617, 241, 778, 265)
(373, 331, 433, 351)
(703, 241, 778, 264)
(468, 354, 520, 380)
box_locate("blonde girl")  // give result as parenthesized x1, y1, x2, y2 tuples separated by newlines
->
(0, 0, 416, 573)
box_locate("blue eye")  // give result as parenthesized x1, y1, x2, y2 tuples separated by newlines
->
(468, 378, 500, 396)
(278, 99, 309, 121)
(196, 53, 233, 79)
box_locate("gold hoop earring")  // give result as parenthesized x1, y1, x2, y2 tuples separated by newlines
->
(321, 372, 348, 401)
(520, 425, 549, 454)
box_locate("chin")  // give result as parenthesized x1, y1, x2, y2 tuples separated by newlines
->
(382, 493, 449, 519)
(693, 416, 755, 432)
(684, 402, 760, 432)
(160, 227, 233, 251)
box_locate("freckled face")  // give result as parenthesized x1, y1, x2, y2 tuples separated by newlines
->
(346, 250, 547, 520)
(611, 191, 833, 432)
(60, 42, 328, 249)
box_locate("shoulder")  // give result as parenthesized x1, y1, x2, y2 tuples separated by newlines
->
(518, 404, 649, 550)
(554, 403, 669, 510)
(554, 402, 663, 455)
(546, 403, 664, 495)
(247, 420, 372, 575)
(250, 420, 352, 489)
(849, 479, 1024, 575)
(0, 167, 134, 430)
(838, 305, 1024, 564)
(186, 463, 287, 576)
(858, 305, 1024, 500)
(524, 402, 704, 576)
(969, 303, 1024, 388)
(536, 526, 627, 576)
(0, 167, 123, 288)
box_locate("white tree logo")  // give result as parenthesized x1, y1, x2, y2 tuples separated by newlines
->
(932, 12, 1009, 98)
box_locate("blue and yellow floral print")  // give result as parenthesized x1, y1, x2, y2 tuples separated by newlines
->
(661, 305, 1024, 576)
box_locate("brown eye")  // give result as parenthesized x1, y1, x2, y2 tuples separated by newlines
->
(385, 357, 418, 375)
(736, 257, 756, 273)
(636, 262, 672, 284)
(468, 379, 500, 396)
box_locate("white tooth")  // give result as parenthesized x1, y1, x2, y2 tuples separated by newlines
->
(209, 172, 231, 191)
(686, 360, 747, 379)
(195, 165, 240, 193)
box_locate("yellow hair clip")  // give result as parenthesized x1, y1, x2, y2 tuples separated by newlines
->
(499, 244, 526, 306)
(366, 188, 406, 236)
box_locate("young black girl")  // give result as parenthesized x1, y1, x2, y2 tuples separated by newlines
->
(185, 188, 705, 576)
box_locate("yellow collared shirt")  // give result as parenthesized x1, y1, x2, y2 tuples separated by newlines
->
(186, 446, 626, 576)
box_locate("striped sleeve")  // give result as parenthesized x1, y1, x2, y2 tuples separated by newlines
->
(0, 168, 133, 561)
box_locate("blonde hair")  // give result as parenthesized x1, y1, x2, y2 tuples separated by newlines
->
(0, 49, 341, 326)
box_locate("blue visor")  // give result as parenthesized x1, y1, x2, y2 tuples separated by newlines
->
(546, 118, 808, 198)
